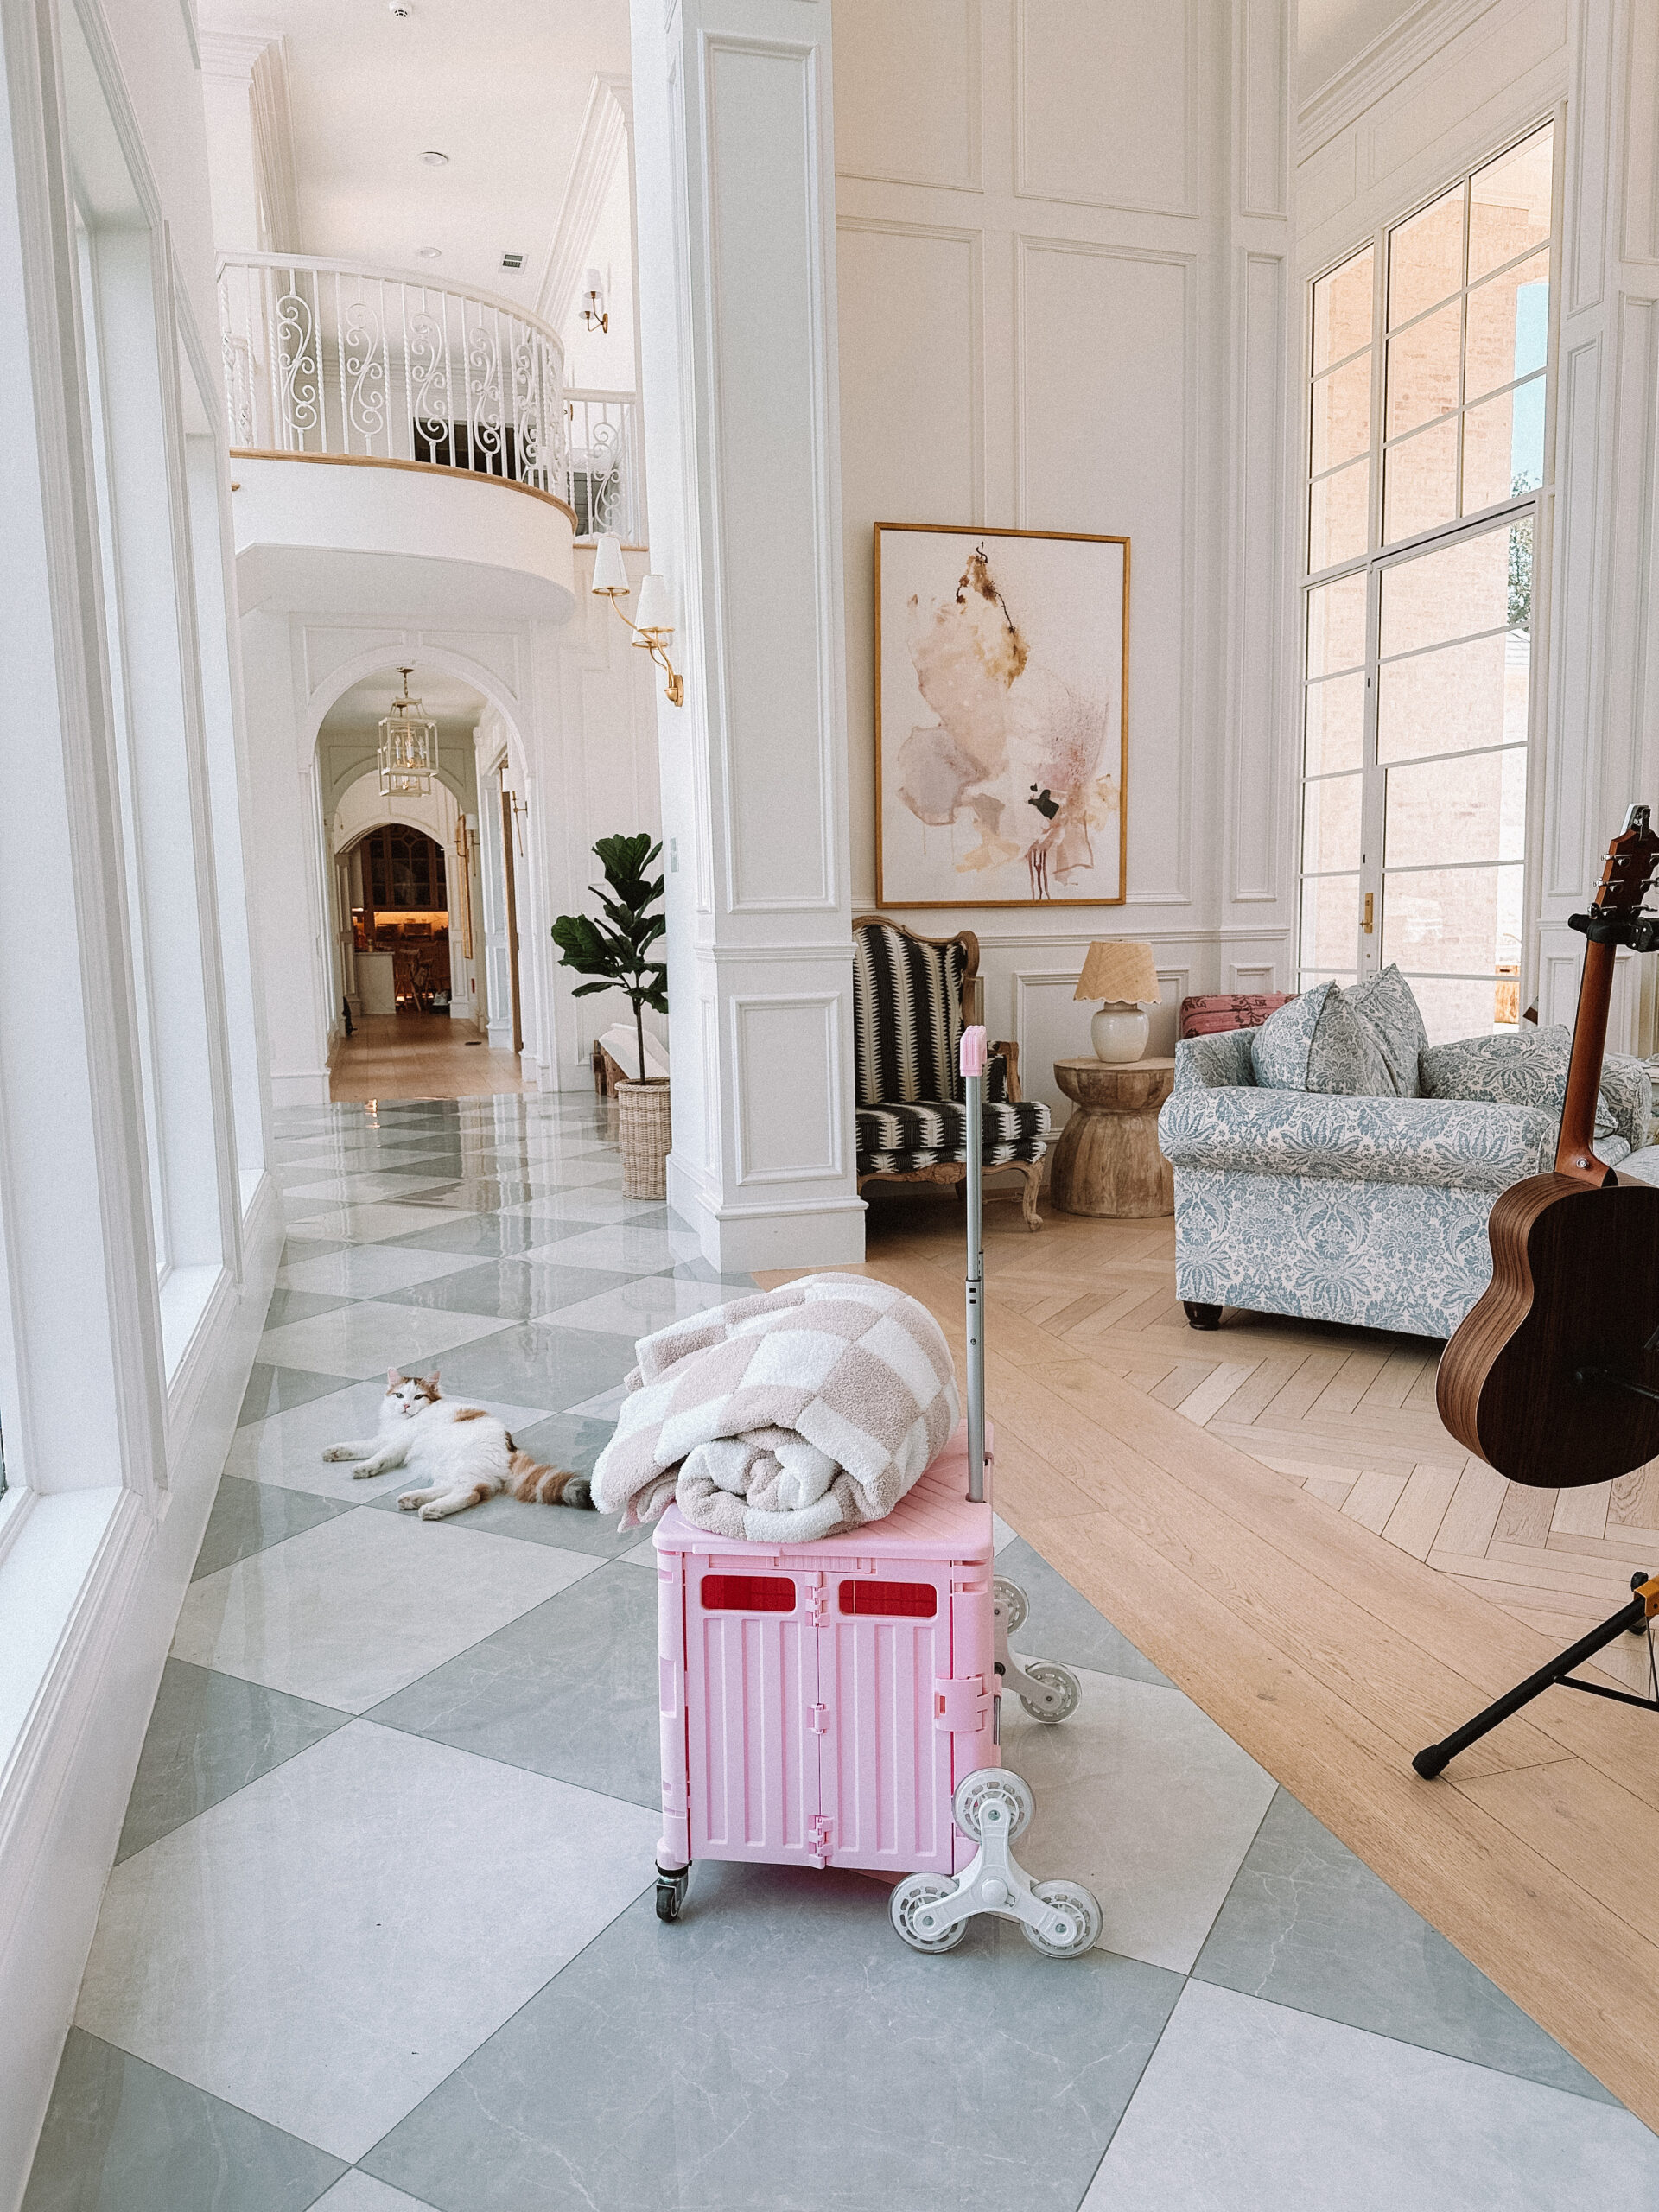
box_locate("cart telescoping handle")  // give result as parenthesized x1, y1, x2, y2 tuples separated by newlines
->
(961, 995, 987, 1504)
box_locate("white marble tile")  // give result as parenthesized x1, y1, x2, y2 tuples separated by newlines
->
(257, 1299, 515, 1380)
(1002, 1665, 1276, 1973)
(530, 1221, 703, 1274)
(502, 1190, 669, 1224)
(171, 1507, 599, 1712)
(276, 1246, 482, 1299)
(618, 1537, 659, 1568)
(536, 1273, 743, 1336)
(311, 2173, 441, 2210)
(224, 1383, 560, 1502)
(75, 1722, 658, 2164)
(993, 1511, 1018, 1554)
(283, 1203, 459, 1245)
(280, 1172, 454, 1204)
(1085, 1980, 1659, 2210)
(563, 1382, 629, 1419)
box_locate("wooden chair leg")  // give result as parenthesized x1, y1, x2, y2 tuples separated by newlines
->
(1019, 1160, 1044, 1230)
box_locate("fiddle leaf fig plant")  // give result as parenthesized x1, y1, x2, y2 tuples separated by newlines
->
(551, 832, 668, 1084)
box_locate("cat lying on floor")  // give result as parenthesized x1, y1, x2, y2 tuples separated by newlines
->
(322, 1370, 594, 1520)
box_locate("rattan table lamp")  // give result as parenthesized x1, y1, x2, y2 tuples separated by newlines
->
(1074, 940, 1162, 1063)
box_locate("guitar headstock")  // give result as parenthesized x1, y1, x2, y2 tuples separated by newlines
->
(1591, 804, 1659, 918)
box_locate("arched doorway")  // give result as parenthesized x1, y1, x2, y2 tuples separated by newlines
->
(346, 823, 452, 1015)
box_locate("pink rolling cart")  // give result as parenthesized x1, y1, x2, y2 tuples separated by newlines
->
(651, 998, 1102, 1957)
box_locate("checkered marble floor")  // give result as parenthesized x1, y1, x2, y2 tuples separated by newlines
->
(24, 1095, 1659, 2210)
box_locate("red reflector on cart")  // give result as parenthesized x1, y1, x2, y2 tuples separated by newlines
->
(839, 1580, 938, 1618)
(700, 1574, 796, 1612)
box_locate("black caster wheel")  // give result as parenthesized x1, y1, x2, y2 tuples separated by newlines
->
(655, 1865, 690, 1922)
(1183, 1301, 1223, 1332)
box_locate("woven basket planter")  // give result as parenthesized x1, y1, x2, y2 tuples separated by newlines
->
(617, 1077, 672, 1199)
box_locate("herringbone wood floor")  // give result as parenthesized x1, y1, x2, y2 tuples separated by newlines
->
(979, 1205, 1659, 1696)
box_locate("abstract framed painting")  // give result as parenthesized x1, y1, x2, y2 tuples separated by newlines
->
(874, 523, 1129, 908)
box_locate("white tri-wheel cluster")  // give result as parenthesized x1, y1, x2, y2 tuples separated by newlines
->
(890, 1575, 1099, 1959)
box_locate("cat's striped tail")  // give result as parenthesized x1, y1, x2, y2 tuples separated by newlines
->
(508, 1450, 592, 1510)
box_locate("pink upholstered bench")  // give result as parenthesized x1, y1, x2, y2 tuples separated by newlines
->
(1179, 992, 1294, 1040)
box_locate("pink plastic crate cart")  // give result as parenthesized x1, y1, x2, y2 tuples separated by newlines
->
(651, 1007, 1103, 1958)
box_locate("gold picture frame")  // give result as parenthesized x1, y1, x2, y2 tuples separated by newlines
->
(874, 521, 1129, 909)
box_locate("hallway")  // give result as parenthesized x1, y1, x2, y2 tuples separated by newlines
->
(330, 1016, 530, 1105)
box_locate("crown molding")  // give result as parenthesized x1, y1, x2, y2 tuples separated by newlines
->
(1297, 0, 1501, 162)
(537, 71, 632, 332)
(195, 22, 280, 81)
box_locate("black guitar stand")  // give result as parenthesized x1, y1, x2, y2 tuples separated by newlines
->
(1414, 1572, 1659, 1777)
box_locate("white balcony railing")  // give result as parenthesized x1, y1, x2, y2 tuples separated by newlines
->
(217, 253, 569, 496)
(564, 391, 645, 543)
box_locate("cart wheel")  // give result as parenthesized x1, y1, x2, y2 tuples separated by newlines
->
(1019, 1662, 1082, 1725)
(952, 1767, 1034, 1842)
(1022, 1879, 1102, 1959)
(655, 1868, 688, 1923)
(891, 1875, 967, 1953)
(992, 1577, 1029, 1634)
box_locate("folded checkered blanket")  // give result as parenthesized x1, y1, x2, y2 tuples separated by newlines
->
(590, 1274, 959, 1542)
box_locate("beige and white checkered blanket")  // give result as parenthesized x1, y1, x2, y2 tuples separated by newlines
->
(590, 1274, 959, 1542)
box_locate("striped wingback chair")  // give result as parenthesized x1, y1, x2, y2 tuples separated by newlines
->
(851, 917, 1051, 1230)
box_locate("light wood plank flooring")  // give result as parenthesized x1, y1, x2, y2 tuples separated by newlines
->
(329, 1014, 529, 1103)
(762, 1182, 1659, 2126)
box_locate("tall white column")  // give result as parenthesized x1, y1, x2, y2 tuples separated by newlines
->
(632, 0, 862, 1272)
(1541, 3, 1659, 1045)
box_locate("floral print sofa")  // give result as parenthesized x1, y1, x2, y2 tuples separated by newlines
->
(1157, 1024, 1656, 1341)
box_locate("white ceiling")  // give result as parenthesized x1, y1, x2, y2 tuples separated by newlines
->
(203, 0, 630, 306)
(1297, 0, 1419, 99)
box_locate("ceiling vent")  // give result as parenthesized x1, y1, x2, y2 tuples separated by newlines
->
(500, 251, 524, 270)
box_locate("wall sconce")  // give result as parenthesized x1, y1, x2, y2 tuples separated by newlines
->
(582, 266, 608, 333)
(591, 535, 684, 706)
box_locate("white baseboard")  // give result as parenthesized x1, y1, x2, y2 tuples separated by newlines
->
(666, 1152, 868, 1273)
(270, 1068, 330, 1109)
(0, 1186, 281, 2212)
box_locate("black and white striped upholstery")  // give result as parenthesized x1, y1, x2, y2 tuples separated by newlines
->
(852, 919, 1051, 1175)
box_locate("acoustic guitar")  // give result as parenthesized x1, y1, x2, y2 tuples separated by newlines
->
(1436, 806, 1659, 1489)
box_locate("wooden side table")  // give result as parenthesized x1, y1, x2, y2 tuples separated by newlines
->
(1050, 1056, 1176, 1217)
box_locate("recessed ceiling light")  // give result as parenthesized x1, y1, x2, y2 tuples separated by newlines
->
(500, 252, 524, 270)
(422, 149, 448, 167)
(416, 246, 442, 259)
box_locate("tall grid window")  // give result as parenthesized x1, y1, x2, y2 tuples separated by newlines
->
(1300, 124, 1554, 1042)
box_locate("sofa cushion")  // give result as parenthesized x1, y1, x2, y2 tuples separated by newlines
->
(1420, 1025, 1616, 1135)
(1343, 967, 1427, 1097)
(857, 1096, 1050, 1174)
(1250, 982, 1392, 1096)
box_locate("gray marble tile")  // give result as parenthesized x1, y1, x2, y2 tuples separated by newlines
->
(994, 1535, 1173, 1688)
(1002, 1665, 1276, 1973)
(238, 1363, 360, 1427)
(222, 1382, 560, 1504)
(284, 1202, 466, 1246)
(362, 1483, 637, 1556)
(22, 2029, 346, 2212)
(392, 1177, 567, 1211)
(379, 1254, 637, 1322)
(502, 1410, 615, 1479)
(262, 1285, 360, 1330)
(256, 1299, 515, 1382)
(78, 1723, 659, 2163)
(1193, 1788, 1618, 2104)
(535, 1272, 744, 1336)
(1084, 1980, 1659, 2211)
(368, 1563, 658, 1805)
(431, 1321, 641, 1413)
(115, 1659, 349, 1864)
(310, 2177, 441, 2211)
(276, 1244, 484, 1299)
(278, 1236, 353, 1265)
(172, 1507, 600, 1713)
(377, 1211, 552, 1259)
(364, 1866, 1183, 2212)
(192, 1474, 356, 1580)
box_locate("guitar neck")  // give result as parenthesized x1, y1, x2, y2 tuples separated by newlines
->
(1555, 936, 1617, 1184)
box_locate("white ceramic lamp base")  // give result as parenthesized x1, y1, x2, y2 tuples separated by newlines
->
(1091, 1003, 1149, 1065)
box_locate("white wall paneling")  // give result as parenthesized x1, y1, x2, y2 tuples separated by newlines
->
(833, 0, 1296, 1078)
(633, 0, 863, 1272)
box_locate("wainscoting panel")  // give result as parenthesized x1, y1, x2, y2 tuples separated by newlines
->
(833, 0, 981, 191)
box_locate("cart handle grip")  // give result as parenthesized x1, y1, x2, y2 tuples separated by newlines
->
(960, 1026, 988, 1079)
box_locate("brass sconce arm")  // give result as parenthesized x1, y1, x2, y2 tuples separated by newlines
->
(589, 543, 684, 706)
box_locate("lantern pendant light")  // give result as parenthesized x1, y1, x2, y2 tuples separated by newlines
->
(378, 666, 439, 796)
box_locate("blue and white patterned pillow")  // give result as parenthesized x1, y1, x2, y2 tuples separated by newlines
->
(1344, 966, 1427, 1098)
(1251, 982, 1393, 1096)
(1420, 1025, 1615, 1134)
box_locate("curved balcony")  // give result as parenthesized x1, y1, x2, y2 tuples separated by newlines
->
(218, 254, 579, 621)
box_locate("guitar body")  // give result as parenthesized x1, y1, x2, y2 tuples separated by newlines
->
(1438, 1173, 1659, 1486)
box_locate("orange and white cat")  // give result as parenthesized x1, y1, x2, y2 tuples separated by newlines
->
(321, 1370, 592, 1520)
